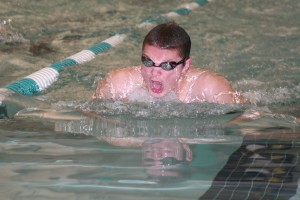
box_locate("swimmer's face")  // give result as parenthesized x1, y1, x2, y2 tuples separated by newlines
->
(142, 139, 192, 177)
(143, 139, 186, 163)
(141, 45, 191, 98)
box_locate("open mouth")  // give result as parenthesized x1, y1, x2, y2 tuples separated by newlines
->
(149, 80, 164, 94)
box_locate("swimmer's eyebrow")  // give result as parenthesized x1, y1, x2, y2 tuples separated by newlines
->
(141, 54, 151, 59)
(141, 54, 176, 63)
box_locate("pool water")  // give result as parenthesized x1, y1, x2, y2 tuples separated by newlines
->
(0, 0, 299, 199)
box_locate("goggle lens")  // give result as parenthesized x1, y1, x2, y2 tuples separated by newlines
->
(141, 56, 185, 71)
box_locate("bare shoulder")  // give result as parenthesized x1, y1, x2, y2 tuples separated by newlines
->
(195, 68, 232, 89)
(92, 66, 142, 100)
(184, 67, 244, 104)
(108, 66, 141, 83)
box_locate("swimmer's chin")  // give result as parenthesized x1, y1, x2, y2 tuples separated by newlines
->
(150, 93, 166, 99)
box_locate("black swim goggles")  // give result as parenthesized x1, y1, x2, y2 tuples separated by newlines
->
(141, 55, 185, 71)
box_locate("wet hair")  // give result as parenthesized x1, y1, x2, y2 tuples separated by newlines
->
(142, 21, 191, 59)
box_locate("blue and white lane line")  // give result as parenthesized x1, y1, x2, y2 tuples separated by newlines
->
(138, 0, 209, 27)
(3, 34, 127, 96)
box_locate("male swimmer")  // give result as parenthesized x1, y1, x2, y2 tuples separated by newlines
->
(92, 21, 244, 104)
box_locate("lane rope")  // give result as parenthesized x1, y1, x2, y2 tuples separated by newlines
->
(0, 0, 210, 102)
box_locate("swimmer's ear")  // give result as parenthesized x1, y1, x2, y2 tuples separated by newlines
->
(182, 57, 191, 74)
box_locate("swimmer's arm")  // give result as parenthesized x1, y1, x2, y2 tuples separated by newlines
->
(96, 137, 221, 148)
(92, 69, 134, 100)
(92, 77, 111, 100)
(97, 136, 146, 147)
(92, 70, 121, 100)
(195, 73, 244, 104)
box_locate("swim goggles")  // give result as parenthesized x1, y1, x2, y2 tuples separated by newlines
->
(141, 55, 185, 71)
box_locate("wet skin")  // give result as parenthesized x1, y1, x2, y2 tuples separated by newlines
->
(92, 44, 244, 104)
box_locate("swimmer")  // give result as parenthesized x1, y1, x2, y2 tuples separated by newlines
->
(142, 138, 192, 180)
(92, 21, 244, 104)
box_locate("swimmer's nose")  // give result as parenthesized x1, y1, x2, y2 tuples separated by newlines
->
(150, 67, 162, 76)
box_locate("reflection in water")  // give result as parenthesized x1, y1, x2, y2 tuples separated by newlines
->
(49, 101, 244, 140)
(0, 104, 9, 118)
(1, 106, 299, 199)
(142, 138, 192, 181)
(8, 101, 299, 199)
(199, 128, 300, 200)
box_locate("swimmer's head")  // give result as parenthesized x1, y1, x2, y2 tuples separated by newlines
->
(142, 138, 192, 181)
(141, 22, 192, 98)
(142, 138, 192, 166)
(142, 21, 191, 59)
